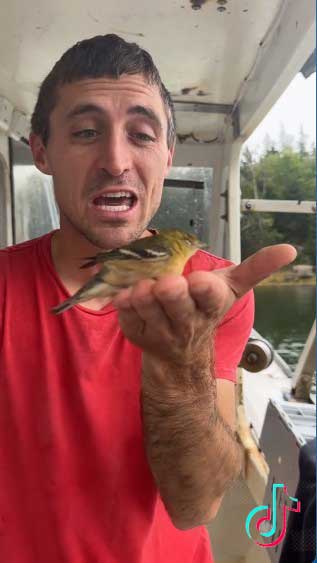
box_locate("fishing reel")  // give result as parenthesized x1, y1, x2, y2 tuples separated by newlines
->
(239, 337, 274, 372)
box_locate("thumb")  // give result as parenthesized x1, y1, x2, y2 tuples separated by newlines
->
(227, 244, 297, 297)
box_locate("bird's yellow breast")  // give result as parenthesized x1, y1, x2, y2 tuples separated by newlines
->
(103, 247, 196, 287)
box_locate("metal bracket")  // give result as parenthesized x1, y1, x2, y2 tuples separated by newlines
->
(232, 105, 240, 139)
(0, 96, 14, 132)
(300, 48, 316, 78)
(10, 109, 30, 141)
(173, 101, 233, 114)
(0, 97, 30, 141)
(241, 198, 316, 214)
(220, 189, 228, 221)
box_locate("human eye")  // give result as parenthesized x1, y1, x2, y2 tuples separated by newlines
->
(72, 129, 100, 139)
(131, 132, 156, 144)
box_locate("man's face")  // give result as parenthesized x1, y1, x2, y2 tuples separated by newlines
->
(30, 74, 174, 250)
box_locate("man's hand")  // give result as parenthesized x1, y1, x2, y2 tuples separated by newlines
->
(112, 244, 296, 365)
(112, 243, 296, 529)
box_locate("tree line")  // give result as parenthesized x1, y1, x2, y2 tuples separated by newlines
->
(240, 141, 316, 265)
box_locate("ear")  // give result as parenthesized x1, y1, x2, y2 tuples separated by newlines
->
(29, 133, 52, 175)
(165, 141, 175, 176)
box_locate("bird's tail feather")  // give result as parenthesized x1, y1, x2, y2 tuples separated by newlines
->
(51, 278, 115, 315)
(80, 250, 112, 269)
(51, 298, 78, 315)
(80, 259, 98, 269)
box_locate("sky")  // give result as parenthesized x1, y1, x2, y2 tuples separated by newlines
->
(245, 72, 316, 155)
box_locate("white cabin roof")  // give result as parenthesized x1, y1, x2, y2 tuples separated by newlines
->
(0, 0, 315, 143)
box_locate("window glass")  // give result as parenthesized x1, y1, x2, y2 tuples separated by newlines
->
(11, 143, 213, 248)
(150, 167, 213, 244)
(11, 139, 59, 244)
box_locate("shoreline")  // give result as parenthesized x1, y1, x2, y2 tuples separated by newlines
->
(257, 269, 315, 287)
(258, 280, 315, 287)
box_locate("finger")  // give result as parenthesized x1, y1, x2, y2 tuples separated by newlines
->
(129, 279, 170, 328)
(187, 270, 232, 318)
(224, 244, 297, 297)
(113, 287, 150, 340)
(152, 275, 197, 324)
(112, 287, 134, 309)
(117, 307, 146, 341)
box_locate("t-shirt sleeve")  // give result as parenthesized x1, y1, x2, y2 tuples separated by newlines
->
(213, 289, 254, 383)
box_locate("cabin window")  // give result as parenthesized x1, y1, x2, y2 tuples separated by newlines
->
(150, 167, 213, 244)
(10, 139, 59, 244)
(10, 146, 212, 246)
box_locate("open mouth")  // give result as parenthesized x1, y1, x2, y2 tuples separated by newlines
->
(92, 191, 137, 212)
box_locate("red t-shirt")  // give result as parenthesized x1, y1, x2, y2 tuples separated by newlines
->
(0, 232, 254, 563)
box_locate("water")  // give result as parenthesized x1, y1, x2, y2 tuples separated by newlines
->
(254, 285, 316, 371)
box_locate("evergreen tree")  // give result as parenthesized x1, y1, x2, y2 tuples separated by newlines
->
(241, 143, 316, 264)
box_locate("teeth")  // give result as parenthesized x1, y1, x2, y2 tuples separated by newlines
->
(98, 204, 131, 211)
(92, 191, 135, 212)
(102, 191, 133, 198)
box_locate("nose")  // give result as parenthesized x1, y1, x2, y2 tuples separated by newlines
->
(98, 129, 131, 177)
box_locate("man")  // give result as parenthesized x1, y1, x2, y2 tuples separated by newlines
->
(0, 35, 296, 562)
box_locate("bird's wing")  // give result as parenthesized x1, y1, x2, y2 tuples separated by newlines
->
(80, 239, 172, 269)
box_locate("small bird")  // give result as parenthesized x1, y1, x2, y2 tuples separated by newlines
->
(51, 229, 205, 315)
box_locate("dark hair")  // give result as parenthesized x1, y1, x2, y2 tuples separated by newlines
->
(31, 34, 176, 148)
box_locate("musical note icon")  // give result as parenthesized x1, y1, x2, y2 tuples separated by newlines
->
(245, 483, 301, 548)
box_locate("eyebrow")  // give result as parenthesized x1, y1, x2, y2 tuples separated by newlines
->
(127, 105, 163, 131)
(66, 103, 163, 131)
(66, 104, 104, 120)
